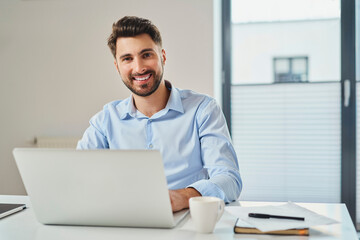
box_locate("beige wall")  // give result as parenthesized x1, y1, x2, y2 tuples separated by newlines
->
(0, 0, 214, 195)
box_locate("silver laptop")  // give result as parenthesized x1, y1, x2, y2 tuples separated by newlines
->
(13, 148, 188, 228)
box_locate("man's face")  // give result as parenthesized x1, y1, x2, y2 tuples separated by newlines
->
(114, 34, 166, 97)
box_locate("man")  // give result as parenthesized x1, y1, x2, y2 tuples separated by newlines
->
(77, 16, 242, 212)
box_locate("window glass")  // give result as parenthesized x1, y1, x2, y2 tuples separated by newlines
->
(230, 0, 341, 206)
(231, 0, 340, 84)
(292, 58, 307, 74)
(274, 59, 289, 73)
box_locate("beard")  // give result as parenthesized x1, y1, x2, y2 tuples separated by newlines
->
(121, 66, 164, 97)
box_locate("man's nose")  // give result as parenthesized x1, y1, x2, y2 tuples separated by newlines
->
(134, 58, 146, 74)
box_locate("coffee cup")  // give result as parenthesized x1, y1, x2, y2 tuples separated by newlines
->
(189, 196, 225, 233)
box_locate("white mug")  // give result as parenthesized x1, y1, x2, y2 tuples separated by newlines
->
(189, 196, 225, 233)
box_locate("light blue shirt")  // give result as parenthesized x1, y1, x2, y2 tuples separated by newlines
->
(77, 82, 242, 202)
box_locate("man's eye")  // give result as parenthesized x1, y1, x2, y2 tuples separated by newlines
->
(122, 57, 132, 62)
(143, 53, 151, 58)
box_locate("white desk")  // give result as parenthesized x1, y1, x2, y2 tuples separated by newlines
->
(0, 195, 358, 240)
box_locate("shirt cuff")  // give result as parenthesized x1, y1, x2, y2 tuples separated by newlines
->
(187, 179, 229, 203)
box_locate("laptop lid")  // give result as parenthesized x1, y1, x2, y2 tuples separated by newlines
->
(13, 148, 187, 228)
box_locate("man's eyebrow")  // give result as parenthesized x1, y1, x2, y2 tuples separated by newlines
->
(119, 53, 132, 59)
(119, 48, 156, 60)
(139, 48, 156, 54)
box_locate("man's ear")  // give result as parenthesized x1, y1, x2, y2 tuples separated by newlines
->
(161, 49, 167, 65)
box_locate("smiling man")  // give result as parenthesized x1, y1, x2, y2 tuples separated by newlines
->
(77, 16, 242, 212)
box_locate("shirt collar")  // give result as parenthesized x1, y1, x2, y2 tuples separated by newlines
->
(117, 95, 136, 120)
(163, 80, 184, 114)
(118, 80, 184, 120)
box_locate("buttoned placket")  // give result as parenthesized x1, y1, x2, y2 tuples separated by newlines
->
(146, 119, 154, 149)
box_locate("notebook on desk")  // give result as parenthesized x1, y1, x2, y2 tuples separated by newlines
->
(13, 148, 188, 228)
(0, 203, 26, 219)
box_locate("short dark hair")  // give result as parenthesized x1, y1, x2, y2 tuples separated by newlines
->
(107, 16, 162, 58)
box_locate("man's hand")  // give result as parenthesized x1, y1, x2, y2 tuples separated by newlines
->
(169, 188, 201, 212)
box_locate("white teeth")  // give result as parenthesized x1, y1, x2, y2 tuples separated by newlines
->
(134, 74, 151, 81)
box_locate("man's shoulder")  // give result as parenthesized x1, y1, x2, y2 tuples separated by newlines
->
(101, 96, 133, 112)
(174, 87, 221, 119)
(177, 88, 214, 105)
(91, 98, 131, 121)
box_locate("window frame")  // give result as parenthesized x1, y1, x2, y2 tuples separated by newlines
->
(273, 56, 309, 83)
(222, 0, 357, 225)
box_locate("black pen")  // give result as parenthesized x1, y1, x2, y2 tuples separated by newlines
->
(248, 213, 305, 221)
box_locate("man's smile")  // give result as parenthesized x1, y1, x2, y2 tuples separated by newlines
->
(132, 73, 152, 81)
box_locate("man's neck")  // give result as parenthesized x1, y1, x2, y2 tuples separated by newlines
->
(132, 81, 170, 118)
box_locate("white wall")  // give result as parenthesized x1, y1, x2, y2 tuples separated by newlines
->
(0, 0, 214, 195)
(232, 19, 340, 84)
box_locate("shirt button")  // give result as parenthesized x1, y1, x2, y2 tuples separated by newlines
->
(149, 144, 153, 149)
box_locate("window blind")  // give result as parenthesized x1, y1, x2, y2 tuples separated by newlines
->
(231, 82, 341, 203)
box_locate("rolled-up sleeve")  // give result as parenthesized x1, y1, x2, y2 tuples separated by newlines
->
(188, 99, 242, 202)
